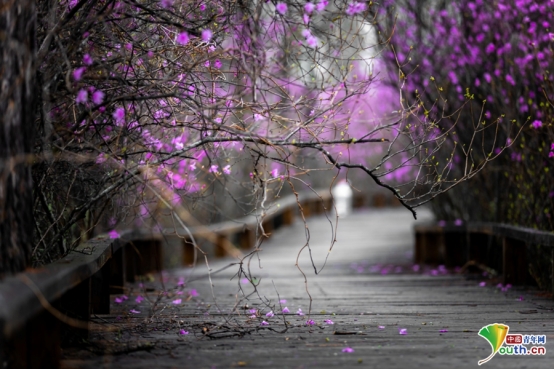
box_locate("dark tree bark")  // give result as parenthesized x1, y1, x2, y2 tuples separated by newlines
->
(0, 1, 36, 277)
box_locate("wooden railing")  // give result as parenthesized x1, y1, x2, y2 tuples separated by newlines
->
(414, 221, 554, 293)
(0, 190, 338, 368)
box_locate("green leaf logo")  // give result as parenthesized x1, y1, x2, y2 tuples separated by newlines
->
(477, 323, 509, 365)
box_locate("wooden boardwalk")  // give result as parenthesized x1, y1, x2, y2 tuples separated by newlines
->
(62, 208, 554, 368)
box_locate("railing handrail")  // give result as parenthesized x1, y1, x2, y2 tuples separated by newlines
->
(415, 221, 554, 247)
(0, 189, 331, 346)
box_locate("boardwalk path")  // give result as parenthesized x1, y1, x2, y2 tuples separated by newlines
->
(63, 208, 554, 368)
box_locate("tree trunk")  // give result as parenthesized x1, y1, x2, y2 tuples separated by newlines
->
(0, 1, 36, 277)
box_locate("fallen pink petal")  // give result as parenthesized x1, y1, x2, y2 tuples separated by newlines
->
(324, 319, 334, 325)
(399, 328, 408, 335)
(135, 295, 144, 304)
(260, 321, 269, 326)
(108, 230, 120, 239)
(342, 347, 354, 353)
(179, 329, 189, 335)
(439, 329, 448, 333)
(172, 299, 182, 305)
(129, 309, 140, 314)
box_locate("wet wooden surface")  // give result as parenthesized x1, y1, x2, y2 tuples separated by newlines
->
(62, 208, 554, 368)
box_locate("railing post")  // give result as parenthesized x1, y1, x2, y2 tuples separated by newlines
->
(262, 218, 273, 238)
(283, 207, 294, 225)
(56, 278, 91, 343)
(125, 240, 163, 282)
(239, 228, 254, 250)
(215, 234, 227, 257)
(372, 193, 386, 207)
(91, 258, 111, 314)
(503, 237, 529, 285)
(6, 308, 61, 369)
(110, 247, 126, 294)
(414, 227, 444, 265)
(182, 237, 196, 266)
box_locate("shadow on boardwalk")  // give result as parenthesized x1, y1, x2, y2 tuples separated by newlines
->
(63, 208, 554, 369)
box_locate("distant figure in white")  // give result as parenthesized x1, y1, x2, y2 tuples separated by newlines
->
(332, 180, 353, 217)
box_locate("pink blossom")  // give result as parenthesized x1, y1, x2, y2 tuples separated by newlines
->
(342, 347, 354, 353)
(549, 152, 554, 158)
(73, 67, 86, 81)
(135, 295, 144, 304)
(303, 14, 310, 24)
(214, 59, 222, 69)
(306, 36, 318, 48)
(159, 0, 174, 8)
(316, 1, 328, 12)
(378, 325, 385, 329)
(92, 90, 104, 105)
(265, 311, 274, 318)
(176, 32, 189, 45)
(129, 309, 140, 314)
(172, 299, 182, 305)
(113, 107, 125, 124)
(209, 165, 218, 173)
(399, 328, 408, 335)
(271, 168, 279, 178)
(532, 120, 543, 129)
(282, 307, 290, 313)
(275, 3, 287, 15)
(296, 308, 304, 316)
(204, 60, 210, 67)
(279, 299, 287, 304)
(179, 329, 189, 335)
(324, 319, 334, 325)
(189, 289, 199, 297)
(83, 54, 93, 65)
(114, 296, 124, 304)
(96, 153, 107, 164)
(346, 2, 367, 16)
(304, 3, 315, 14)
(254, 113, 264, 121)
(76, 89, 88, 104)
(108, 229, 120, 239)
(260, 321, 269, 326)
(479, 281, 486, 287)
(199, 3, 206, 11)
(201, 29, 212, 42)
(223, 165, 231, 175)
(306, 319, 315, 326)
